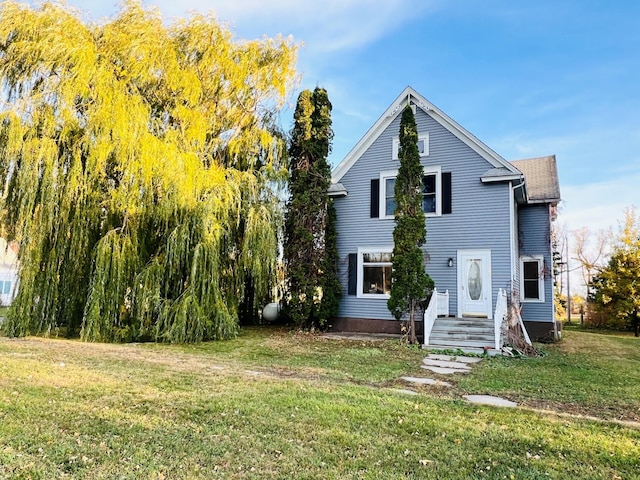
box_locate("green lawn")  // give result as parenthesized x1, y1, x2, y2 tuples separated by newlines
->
(0, 328, 638, 479)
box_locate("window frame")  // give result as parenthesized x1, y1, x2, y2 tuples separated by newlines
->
(379, 166, 442, 219)
(356, 247, 394, 299)
(519, 255, 545, 303)
(392, 133, 429, 160)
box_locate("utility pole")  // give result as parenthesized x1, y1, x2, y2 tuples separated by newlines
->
(566, 236, 571, 324)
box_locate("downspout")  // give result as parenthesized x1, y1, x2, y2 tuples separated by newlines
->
(510, 177, 526, 299)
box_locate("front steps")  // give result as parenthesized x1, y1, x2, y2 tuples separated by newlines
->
(425, 316, 496, 353)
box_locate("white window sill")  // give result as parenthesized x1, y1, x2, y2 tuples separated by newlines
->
(357, 293, 391, 300)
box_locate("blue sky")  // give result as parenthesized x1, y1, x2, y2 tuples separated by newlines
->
(65, 0, 640, 236)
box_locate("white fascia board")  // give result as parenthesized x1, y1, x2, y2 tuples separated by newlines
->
(409, 89, 520, 174)
(481, 174, 524, 183)
(332, 86, 414, 183)
(332, 86, 521, 183)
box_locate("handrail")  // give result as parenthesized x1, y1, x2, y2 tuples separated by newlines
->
(494, 288, 508, 349)
(423, 288, 438, 347)
(436, 289, 449, 317)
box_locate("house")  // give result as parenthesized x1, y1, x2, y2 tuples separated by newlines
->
(0, 238, 18, 306)
(328, 86, 561, 348)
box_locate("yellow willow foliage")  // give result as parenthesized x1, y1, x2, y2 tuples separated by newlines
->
(0, 0, 297, 342)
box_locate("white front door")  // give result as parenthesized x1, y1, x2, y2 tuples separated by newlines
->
(457, 250, 492, 319)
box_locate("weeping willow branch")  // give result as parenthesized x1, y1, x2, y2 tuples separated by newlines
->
(0, 0, 297, 342)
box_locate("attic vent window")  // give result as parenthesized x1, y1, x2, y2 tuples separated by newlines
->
(392, 133, 429, 160)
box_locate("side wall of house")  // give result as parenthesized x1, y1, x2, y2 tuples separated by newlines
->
(332, 107, 513, 331)
(518, 203, 557, 339)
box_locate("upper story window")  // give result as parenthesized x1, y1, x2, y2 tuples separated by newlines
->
(392, 134, 429, 160)
(520, 256, 545, 302)
(379, 167, 442, 218)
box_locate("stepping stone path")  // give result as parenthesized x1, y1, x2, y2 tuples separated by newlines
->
(400, 354, 518, 408)
(400, 376, 452, 387)
(421, 355, 474, 375)
(463, 395, 518, 408)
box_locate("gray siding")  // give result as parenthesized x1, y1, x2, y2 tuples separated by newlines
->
(518, 204, 554, 322)
(334, 108, 513, 322)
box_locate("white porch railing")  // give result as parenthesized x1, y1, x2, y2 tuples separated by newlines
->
(423, 288, 449, 347)
(436, 289, 449, 317)
(494, 288, 508, 350)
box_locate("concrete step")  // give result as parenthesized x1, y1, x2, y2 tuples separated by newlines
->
(431, 326, 494, 335)
(425, 316, 497, 352)
(422, 344, 487, 355)
(430, 332, 494, 342)
(427, 338, 495, 349)
(434, 318, 494, 328)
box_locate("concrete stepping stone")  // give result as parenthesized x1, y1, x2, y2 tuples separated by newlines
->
(427, 354, 483, 364)
(421, 365, 470, 375)
(422, 358, 471, 370)
(463, 395, 517, 407)
(401, 376, 452, 387)
(392, 389, 420, 396)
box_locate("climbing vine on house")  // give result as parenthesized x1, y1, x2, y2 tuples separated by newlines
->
(284, 88, 340, 329)
(387, 105, 434, 344)
(0, 0, 297, 342)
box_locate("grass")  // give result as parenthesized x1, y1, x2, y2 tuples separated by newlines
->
(458, 330, 640, 422)
(0, 328, 638, 479)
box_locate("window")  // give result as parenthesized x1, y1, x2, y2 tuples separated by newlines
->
(379, 167, 441, 218)
(520, 256, 544, 302)
(392, 134, 429, 160)
(2, 281, 10, 295)
(357, 248, 393, 298)
(422, 173, 436, 214)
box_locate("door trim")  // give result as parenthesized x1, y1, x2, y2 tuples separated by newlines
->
(457, 249, 493, 319)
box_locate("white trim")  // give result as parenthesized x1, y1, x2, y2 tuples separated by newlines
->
(379, 169, 397, 220)
(519, 255, 545, 303)
(392, 133, 429, 160)
(509, 181, 517, 297)
(379, 166, 442, 220)
(332, 86, 520, 183)
(356, 247, 394, 299)
(457, 249, 493, 319)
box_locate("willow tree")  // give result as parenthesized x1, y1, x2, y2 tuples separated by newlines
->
(0, 1, 297, 342)
(284, 88, 339, 329)
(387, 105, 434, 344)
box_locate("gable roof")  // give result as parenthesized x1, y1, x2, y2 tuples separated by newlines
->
(331, 86, 522, 183)
(510, 155, 561, 204)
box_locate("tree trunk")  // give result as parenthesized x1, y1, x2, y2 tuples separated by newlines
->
(408, 303, 418, 345)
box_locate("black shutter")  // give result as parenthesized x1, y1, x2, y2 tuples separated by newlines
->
(442, 172, 452, 214)
(348, 253, 357, 295)
(370, 179, 379, 218)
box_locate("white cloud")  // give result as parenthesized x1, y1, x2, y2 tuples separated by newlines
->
(68, 0, 438, 53)
(559, 174, 640, 234)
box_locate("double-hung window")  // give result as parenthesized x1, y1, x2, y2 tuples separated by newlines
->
(357, 248, 393, 298)
(379, 166, 442, 218)
(520, 256, 545, 302)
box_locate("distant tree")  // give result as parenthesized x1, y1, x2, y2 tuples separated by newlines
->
(387, 105, 434, 344)
(0, 1, 296, 342)
(572, 226, 609, 299)
(590, 207, 640, 336)
(284, 88, 339, 329)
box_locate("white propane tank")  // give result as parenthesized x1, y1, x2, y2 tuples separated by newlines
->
(262, 302, 281, 322)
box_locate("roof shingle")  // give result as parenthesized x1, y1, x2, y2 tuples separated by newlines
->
(510, 155, 561, 204)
